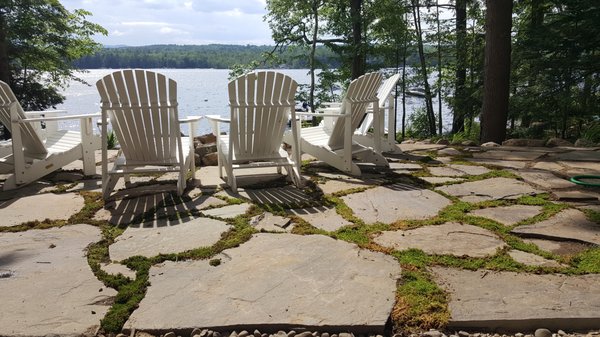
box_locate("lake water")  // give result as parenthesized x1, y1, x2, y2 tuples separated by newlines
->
(56, 68, 451, 135)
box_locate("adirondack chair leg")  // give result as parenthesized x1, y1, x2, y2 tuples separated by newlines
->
(81, 117, 96, 175)
(354, 150, 389, 167)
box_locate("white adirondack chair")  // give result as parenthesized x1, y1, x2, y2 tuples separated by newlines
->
(0, 81, 99, 190)
(354, 73, 402, 152)
(96, 70, 202, 199)
(206, 71, 302, 192)
(284, 72, 389, 176)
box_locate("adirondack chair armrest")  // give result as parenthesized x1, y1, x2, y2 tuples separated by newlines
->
(18, 112, 101, 123)
(205, 115, 230, 123)
(23, 110, 67, 118)
(178, 115, 203, 124)
(295, 111, 349, 118)
(205, 114, 230, 137)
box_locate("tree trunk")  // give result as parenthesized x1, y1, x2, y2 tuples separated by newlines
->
(350, 0, 365, 79)
(309, 0, 319, 112)
(480, 0, 512, 144)
(0, 11, 10, 85)
(436, 0, 442, 135)
(412, 0, 436, 136)
(452, 0, 467, 134)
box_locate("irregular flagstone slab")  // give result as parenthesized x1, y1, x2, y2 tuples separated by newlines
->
(436, 177, 543, 203)
(549, 150, 600, 162)
(250, 212, 292, 233)
(507, 250, 564, 268)
(109, 217, 231, 261)
(125, 234, 400, 333)
(239, 186, 315, 206)
(420, 176, 465, 184)
(553, 190, 600, 202)
(469, 205, 543, 226)
(0, 225, 117, 336)
(512, 169, 575, 189)
(523, 238, 592, 256)
(101, 262, 136, 279)
(465, 158, 528, 169)
(389, 162, 423, 170)
(531, 161, 566, 173)
(448, 164, 491, 176)
(201, 203, 251, 219)
(428, 166, 466, 177)
(319, 179, 374, 195)
(430, 266, 600, 331)
(0, 192, 84, 227)
(156, 195, 227, 217)
(559, 161, 600, 174)
(95, 192, 170, 225)
(398, 143, 447, 152)
(197, 166, 226, 188)
(374, 222, 506, 257)
(437, 148, 462, 156)
(472, 150, 544, 161)
(511, 209, 600, 246)
(342, 183, 452, 223)
(288, 206, 352, 232)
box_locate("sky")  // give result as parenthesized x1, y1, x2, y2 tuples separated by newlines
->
(60, 0, 274, 46)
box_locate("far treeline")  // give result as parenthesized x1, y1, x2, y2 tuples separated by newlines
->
(73, 44, 426, 70)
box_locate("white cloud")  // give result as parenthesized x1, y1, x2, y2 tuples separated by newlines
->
(59, 0, 273, 46)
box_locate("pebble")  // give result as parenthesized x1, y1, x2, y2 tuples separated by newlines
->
(423, 331, 442, 337)
(535, 329, 552, 337)
(138, 330, 600, 337)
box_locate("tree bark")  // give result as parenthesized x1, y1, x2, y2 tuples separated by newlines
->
(452, 0, 467, 134)
(0, 10, 11, 85)
(480, 0, 512, 144)
(350, 0, 365, 79)
(309, 0, 319, 113)
(412, 0, 436, 136)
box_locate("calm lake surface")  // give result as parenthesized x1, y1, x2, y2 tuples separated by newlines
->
(57, 68, 450, 135)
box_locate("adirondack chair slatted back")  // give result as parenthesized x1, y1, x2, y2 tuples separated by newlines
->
(378, 73, 401, 109)
(0, 81, 47, 156)
(97, 70, 181, 165)
(228, 71, 297, 161)
(357, 73, 401, 136)
(328, 72, 383, 149)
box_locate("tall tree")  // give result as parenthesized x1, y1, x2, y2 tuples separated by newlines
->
(411, 0, 437, 136)
(480, 0, 512, 143)
(0, 0, 105, 110)
(451, 0, 468, 134)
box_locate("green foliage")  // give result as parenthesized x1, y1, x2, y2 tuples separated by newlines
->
(571, 248, 600, 273)
(106, 130, 117, 150)
(510, 0, 600, 140)
(581, 122, 600, 143)
(405, 107, 431, 139)
(0, 1, 106, 110)
(450, 122, 480, 144)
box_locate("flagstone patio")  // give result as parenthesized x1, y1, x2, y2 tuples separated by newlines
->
(1, 143, 599, 337)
